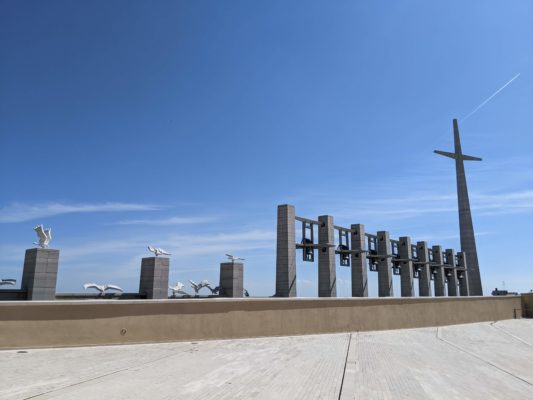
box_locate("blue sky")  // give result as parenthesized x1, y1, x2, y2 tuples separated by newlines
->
(0, 0, 531, 296)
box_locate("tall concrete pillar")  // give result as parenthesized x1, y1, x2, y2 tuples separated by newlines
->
(318, 215, 336, 297)
(435, 119, 483, 295)
(432, 245, 446, 296)
(417, 242, 432, 296)
(21, 248, 59, 300)
(276, 204, 296, 297)
(139, 257, 170, 299)
(377, 231, 393, 297)
(350, 224, 367, 297)
(398, 236, 414, 297)
(219, 262, 244, 298)
(445, 249, 459, 296)
(457, 252, 470, 296)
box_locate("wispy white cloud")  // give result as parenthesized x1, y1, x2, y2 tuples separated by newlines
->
(303, 189, 533, 223)
(114, 216, 216, 226)
(56, 229, 275, 261)
(0, 202, 161, 223)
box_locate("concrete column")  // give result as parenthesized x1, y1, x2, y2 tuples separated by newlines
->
(377, 231, 393, 297)
(417, 241, 432, 297)
(139, 257, 169, 299)
(445, 249, 459, 296)
(432, 245, 446, 296)
(318, 215, 336, 297)
(21, 248, 59, 300)
(398, 236, 414, 297)
(350, 224, 368, 297)
(276, 204, 296, 297)
(457, 252, 470, 296)
(219, 262, 244, 298)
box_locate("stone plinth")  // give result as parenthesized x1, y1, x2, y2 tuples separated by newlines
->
(21, 248, 59, 300)
(219, 262, 243, 298)
(139, 257, 169, 299)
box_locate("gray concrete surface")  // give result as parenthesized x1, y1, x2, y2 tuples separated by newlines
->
(139, 257, 169, 299)
(1, 320, 532, 399)
(21, 248, 59, 300)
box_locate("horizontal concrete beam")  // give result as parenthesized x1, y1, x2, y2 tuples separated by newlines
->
(0, 296, 522, 349)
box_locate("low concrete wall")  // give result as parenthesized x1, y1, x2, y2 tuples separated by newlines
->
(0, 290, 26, 301)
(0, 296, 521, 349)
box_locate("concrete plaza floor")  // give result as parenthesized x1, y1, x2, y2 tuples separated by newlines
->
(1, 319, 532, 399)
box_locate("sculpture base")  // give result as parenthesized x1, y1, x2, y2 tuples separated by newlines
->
(219, 262, 243, 298)
(21, 248, 59, 300)
(139, 257, 170, 299)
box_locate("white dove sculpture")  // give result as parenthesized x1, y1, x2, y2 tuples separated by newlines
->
(0, 279, 16, 286)
(148, 246, 171, 257)
(169, 282, 189, 297)
(83, 283, 124, 295)
(34, 224, 52, 248)
(189, 279, 211, 295)
(226, 254, 245, 262)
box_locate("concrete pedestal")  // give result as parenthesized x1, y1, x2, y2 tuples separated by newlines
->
(21, 248, 59, 300)
(219, 262, 244, 298)
(139, 257, 169, 299)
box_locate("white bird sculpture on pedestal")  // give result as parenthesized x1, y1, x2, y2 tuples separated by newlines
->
(225, 254, 245, 262)
(0, 279, 16, 286)
(83, 283, 124, 295)
(148, 246, 171, 257)
(34, 224, 52, 248)
(189, 279, 211, 295)
(169, 282, 189, 297)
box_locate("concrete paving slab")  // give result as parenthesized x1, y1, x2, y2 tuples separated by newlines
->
(1, 320, 532, 399)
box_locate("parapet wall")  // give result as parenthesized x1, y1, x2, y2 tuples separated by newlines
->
(0, 296, 522, 349)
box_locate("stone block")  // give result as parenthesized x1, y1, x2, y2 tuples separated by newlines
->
(219, 262, 244, 298)
(20, 248, 59, 300)
(139, 257, 169, 299)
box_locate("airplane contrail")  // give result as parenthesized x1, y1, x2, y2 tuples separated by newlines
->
(462, 73, 520, 121)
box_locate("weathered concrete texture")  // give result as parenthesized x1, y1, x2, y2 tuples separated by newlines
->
(457, 251, 470, 296)
(275, 204, 296, 297)
(350, 224, 367, 297)
(432, 245, 446, 296)
(318, 215, 336, 297)
(435, 119, 483, 296)
(417, 241, 432, 297)
(398, 236, 414, 297)
(522, 293, 533, 318)
(139, 257, 169, 299)
(20, 248, 59, 300)
(377, 231, 393, 297)
(1, 320, 532, 400)
(445, 248, 459, 296)
(219, 262, 243, 298)
(0, 296, 521, 349)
